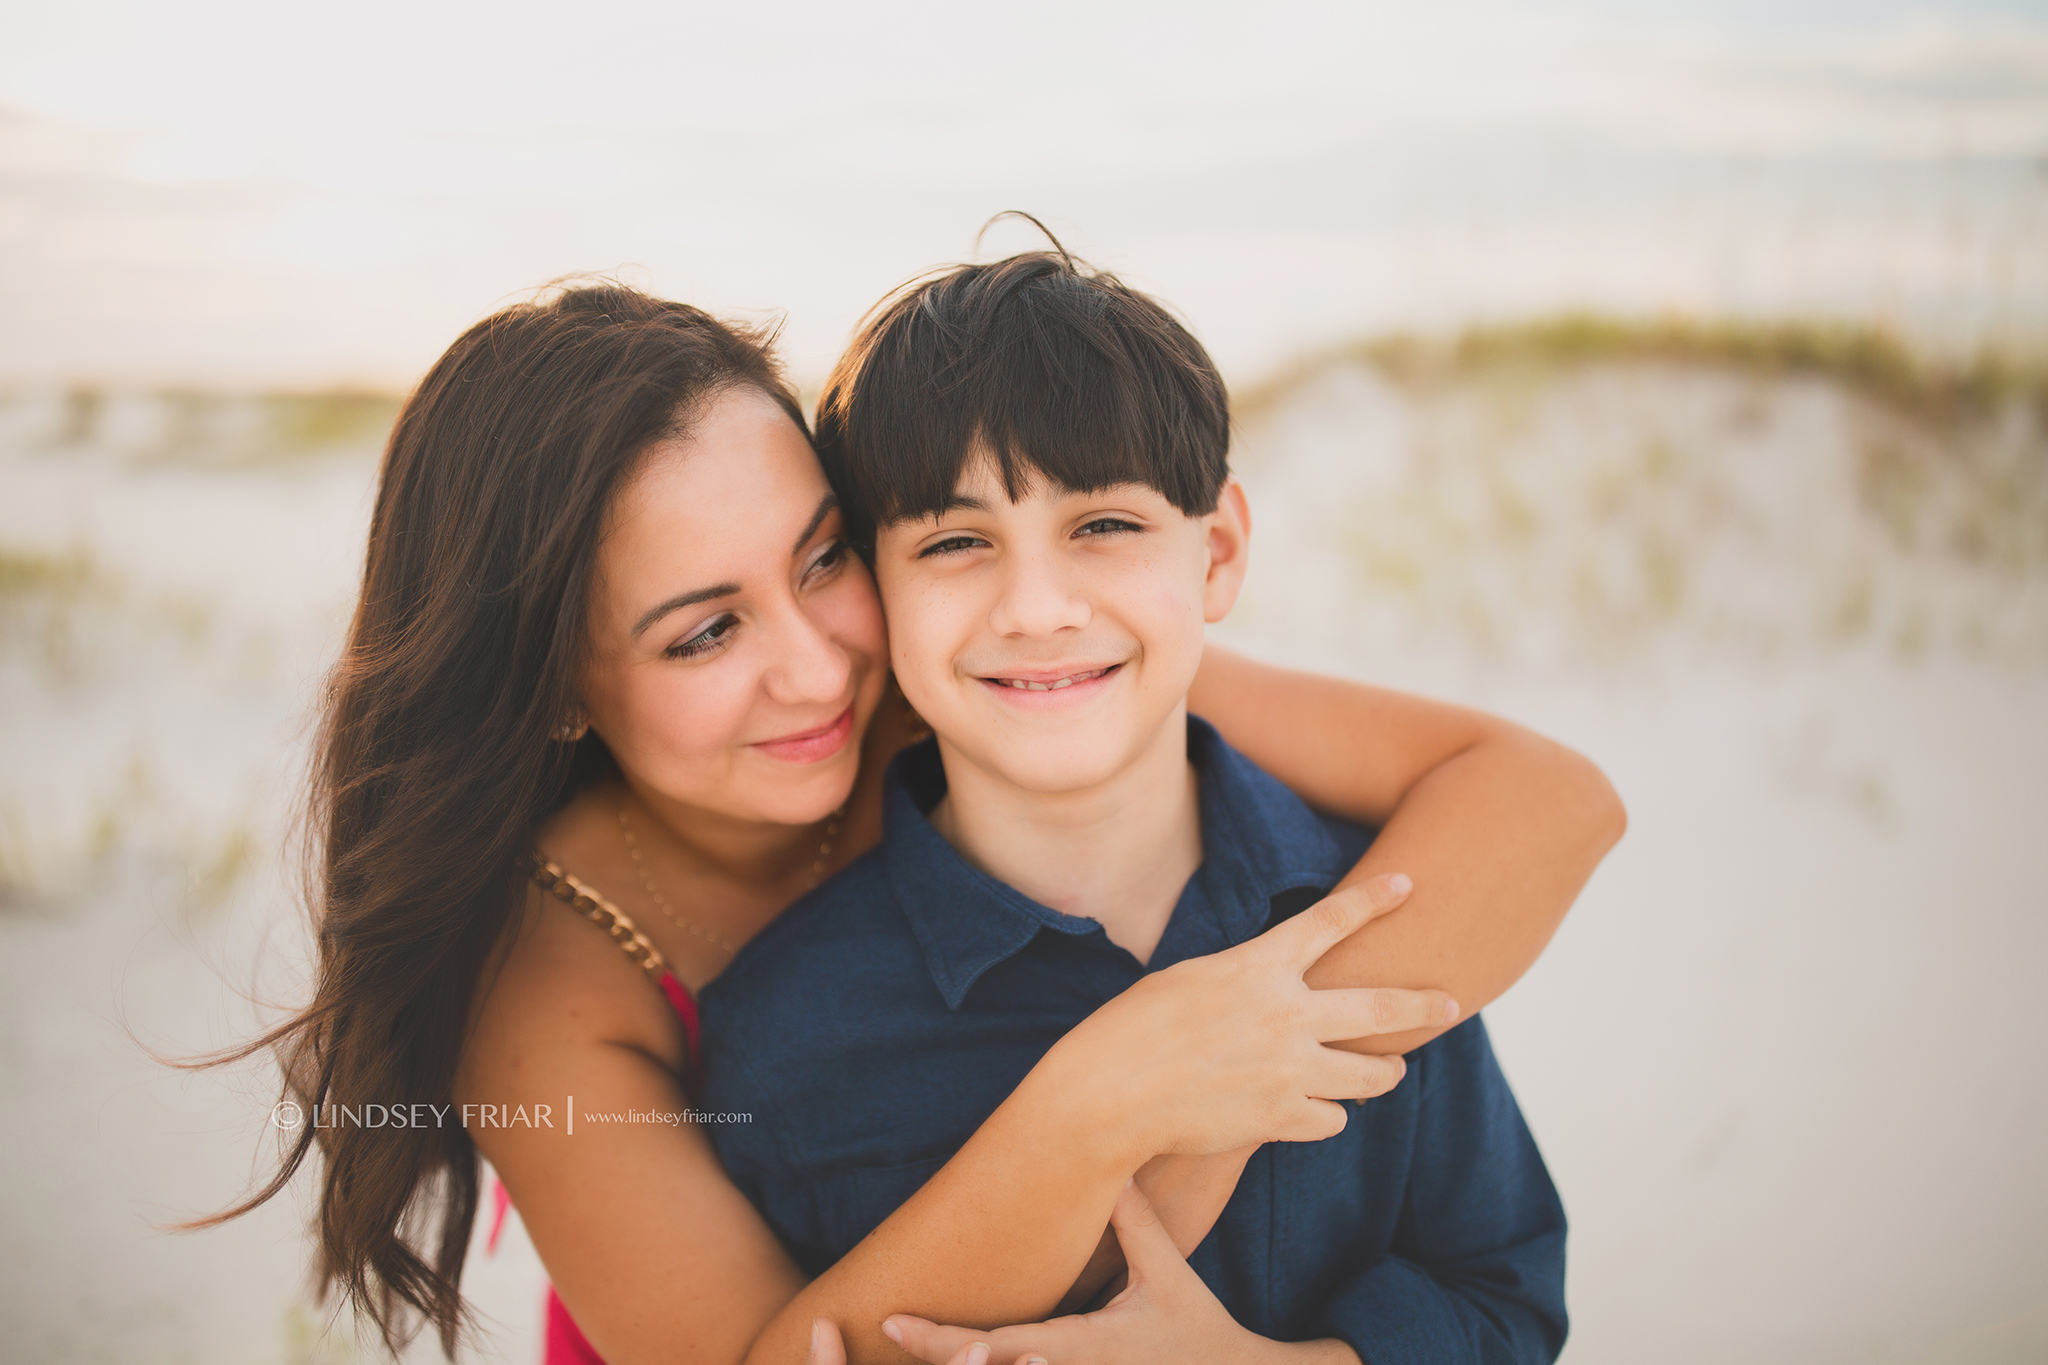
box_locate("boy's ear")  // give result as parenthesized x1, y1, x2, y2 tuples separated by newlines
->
(1201, 479, 1252, 624)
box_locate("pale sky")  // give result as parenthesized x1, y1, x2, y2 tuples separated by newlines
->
(3, 0, 2046, 386)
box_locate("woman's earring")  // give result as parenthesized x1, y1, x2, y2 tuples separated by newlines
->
(553, 716, 589, 743)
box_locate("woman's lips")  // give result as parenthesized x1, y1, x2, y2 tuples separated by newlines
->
(751, 704, 855, 764)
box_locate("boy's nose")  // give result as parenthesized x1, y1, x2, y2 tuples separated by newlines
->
(988, 549, 1091, 638)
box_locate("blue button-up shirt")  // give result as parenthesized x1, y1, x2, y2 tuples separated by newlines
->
(699, 718, 1567, 1363)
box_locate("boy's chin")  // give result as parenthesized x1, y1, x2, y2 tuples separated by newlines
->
(952, 737, 1133, 796)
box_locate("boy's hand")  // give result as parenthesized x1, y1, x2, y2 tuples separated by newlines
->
(1045, 872, 1458, 1161)
(882, 1181, 1359, 1365)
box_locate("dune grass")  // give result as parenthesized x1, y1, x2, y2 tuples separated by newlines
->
(41, 386, 402, 464)
(1236, 315, 2048, 428)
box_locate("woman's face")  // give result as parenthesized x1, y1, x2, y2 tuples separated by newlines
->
(579, 385, 888, 828)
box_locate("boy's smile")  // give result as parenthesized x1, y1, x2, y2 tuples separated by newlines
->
(981, 662, 1120, 700)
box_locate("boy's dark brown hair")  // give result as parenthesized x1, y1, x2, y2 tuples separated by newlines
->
(814, 228, 1231, 549)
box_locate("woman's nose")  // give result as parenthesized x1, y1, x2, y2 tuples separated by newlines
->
(763, 602, 853, 705)
(987, 547, 1091, 639)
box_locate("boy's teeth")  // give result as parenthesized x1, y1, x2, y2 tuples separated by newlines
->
(1001, 668, 1104, 691)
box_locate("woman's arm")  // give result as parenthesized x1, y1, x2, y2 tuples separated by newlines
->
(737, 890, 1442, 1365)
(1051, 645, 1627, 1306)
(464, 873, 1438, 1365)
(458, 892, 810, 1365)
(1190, 642, 1626, 1051)
(478, 653, 1621, 1363)
(882, 1182, 1360, 1365)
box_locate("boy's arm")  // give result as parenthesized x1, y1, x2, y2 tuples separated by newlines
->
(1189, 643, 1626, 1053)
(1308, 1019, 1569, 1364)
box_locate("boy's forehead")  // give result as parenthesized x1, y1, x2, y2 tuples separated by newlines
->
(930, 452, 1161, 516)
(948, 449, 1037, 504)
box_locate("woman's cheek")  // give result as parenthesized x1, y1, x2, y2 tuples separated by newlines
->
(634, 667, 742, 766)
(825, 569, 889, 659)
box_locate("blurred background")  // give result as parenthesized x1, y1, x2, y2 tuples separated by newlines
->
(2, 1, 2045, 1361)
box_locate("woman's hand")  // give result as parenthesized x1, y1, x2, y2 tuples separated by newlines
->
(882, 1182, 1359, 1365)
(1031, 872, 1459, 1165)
(807, 1317, 1010, 1365)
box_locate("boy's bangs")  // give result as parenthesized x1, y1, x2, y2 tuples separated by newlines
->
(816, 252, 1231, 545)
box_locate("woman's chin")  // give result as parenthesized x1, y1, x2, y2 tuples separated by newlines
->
(746, 761, 859, 828)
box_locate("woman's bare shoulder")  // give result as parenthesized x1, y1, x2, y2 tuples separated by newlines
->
(458, 867, 687, 1106)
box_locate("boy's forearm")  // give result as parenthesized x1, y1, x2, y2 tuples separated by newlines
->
(1308, 728, 1623, 1054)
(741, 1065, 1144, 1365)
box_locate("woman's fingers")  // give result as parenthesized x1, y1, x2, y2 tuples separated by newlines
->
(1307, 1047, 1408, 1101)
(883, 1316, 994, 1365)
(807, 1318, 848, 1365)
(1307, 984, 1459, 1042)
(883, 1316, 1052, 1365)
(1054, 870, 1432, 1160)
(1256, 873, 1412, 971)
(1106, 1179, 1195, 1297)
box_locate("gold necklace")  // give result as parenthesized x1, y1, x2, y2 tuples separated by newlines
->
(616, 802, 846, 956)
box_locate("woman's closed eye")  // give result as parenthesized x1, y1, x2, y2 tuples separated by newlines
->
(666, 541, 849, 660)
(666, 613, 739, 660)
(802, 538, 851, 586)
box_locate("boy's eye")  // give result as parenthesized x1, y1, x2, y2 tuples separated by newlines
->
(917, 533, 988, 558)
(666, 613, 738, 660)
(1075, 517, 1143, 538)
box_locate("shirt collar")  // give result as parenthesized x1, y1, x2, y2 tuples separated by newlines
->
(881, 715, 1347, 1010)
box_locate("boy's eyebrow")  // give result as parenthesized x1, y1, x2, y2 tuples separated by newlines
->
(633, 583, 741, 638)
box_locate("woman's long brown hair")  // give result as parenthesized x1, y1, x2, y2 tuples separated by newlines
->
(195, 283, 804, 1356)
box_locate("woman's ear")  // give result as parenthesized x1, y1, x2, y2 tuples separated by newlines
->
(1201, 479, 1252, 624)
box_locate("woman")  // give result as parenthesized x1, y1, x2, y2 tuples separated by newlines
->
(211, 281, 1622, 1363)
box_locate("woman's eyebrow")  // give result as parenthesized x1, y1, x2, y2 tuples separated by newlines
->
(632, 582, 740, 639)
(791, 493, 838, 554)
(629, 494, 837, 639)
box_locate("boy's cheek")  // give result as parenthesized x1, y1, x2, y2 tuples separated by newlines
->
(880, 609, 962, 718)
(871, 553, 933, 630)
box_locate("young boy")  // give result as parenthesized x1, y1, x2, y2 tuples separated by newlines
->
(697, 250, 1566, 1362)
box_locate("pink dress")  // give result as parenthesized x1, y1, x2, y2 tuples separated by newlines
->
(497, 858, 704, 1365)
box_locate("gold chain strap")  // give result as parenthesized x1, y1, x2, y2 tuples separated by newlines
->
(527, 855, 671, 983)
